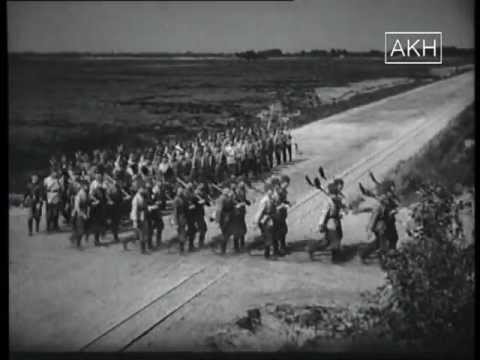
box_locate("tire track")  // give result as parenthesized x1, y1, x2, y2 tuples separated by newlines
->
(80, 264, 230, 352)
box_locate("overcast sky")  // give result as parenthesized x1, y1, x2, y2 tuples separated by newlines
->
(7, 0, 474, 53)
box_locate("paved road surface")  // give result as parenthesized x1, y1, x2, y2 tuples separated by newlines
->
(9, 71, 474, 352)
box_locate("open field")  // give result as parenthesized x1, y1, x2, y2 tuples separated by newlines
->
(8, 55, 473, 191)
(9, 71, 474, 352)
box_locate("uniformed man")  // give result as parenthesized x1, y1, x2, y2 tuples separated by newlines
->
(70, 179, 89, 249)
(215, 186, 235, 254)
(274, 130, 282, 166)
(254, 179, 278, 259)
(274, 175, 290, 254)
(184, 183, 198, 252)
(89, 170, 107, 246)
(128, 184, 149, 254)
(382, 181, 399, 250)
(23, 174, 44, 235)
(360, 188, 392, 263)
(146, 180, 166, 250)
(285, 128, 293, 162)
(359, 177, 399, 250)
(232, 181, 249, 251)
(106, 176, 126, 243)
(44, 168, 61, 232)
(309, 180, 345, 262)
(172, 186, 188, 253)
(225, 141, 236, 177)
(193, 183, 210, 249)
(59, 166, 73, 225)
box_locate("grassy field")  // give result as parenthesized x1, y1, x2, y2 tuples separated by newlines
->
(8, 55, 473, 191)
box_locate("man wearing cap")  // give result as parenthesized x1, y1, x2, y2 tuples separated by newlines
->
(24, 174, 45, 235)
(382, 181, 399, 250)
(285, 128, 293, 162)
(274, 130, 282, 167)
(215, 186, 235, 254)
(59, 163, 73, 225)
(225, 141, 236, 178)
(89, 176, 106, 246)
(309, 181, 345, 262)
(232, 181, 249, 252)
(71, 179, 89, 249)
(254, 179, 279, 259)
(44, 168, 62, 232)
(360, 190, 392, 263)
(359, 177, 399, 251)
(158, 156, 170, 182)
(105, 176, 126, 243)
(172, 186, 188, 253)
(128, 184, 149, 254)
(146, 180, 165, 250)
(88, 170, 107, 246)
(274, 175, 290, 254)
(184, 183, 199, 252)
(192, 183, 210, 249)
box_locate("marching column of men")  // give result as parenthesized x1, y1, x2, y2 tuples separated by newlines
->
(22, 165, 401, 263)
(21, 117, 401, 263)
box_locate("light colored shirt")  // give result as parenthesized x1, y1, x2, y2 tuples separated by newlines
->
(89, 179, 106, 197)
(225, 145, 236, 165)
(73, 188, 88, 218)
(43, 176, 61, 204)
(254, 195, 270, 225)
(130, 192, 146, 223)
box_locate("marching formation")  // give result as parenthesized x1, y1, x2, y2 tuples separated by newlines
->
(22, 124, 300, 258)
(22, 118, 401, 262)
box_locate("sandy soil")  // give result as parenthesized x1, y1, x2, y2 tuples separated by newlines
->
(9, 71, 474, 352)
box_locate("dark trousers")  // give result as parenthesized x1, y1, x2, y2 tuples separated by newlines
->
(275, 149, 282, 166)
(387, 223, 399, 250)
(187, 221, 197, 251)
(267, 152, 274, 169)
(195, 217, 207, 247)
(46, 202, 59, 231)
(71, 215, 87, 248)
(147, 218, 164, 249)
(248, 158, 257, 177)
(27, 203, 42, 234)
(135, 220, 149, 253)
(220, 226, 233, 254)
(261, 224, 277, 258)
(177, 224, 187, 252)
(274, 222, 288, 251)
(108, 206, 122, 241)
(282, 147, 287, 163)
(61, 196, 71, 224)
(214, 165, 224, 183)
(90, 207, 105, 245)
(287, 145, 292, 162)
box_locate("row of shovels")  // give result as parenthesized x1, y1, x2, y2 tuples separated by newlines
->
(305, 166, 399, 204)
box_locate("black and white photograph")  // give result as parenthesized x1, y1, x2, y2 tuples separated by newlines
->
(8, 0, 475, 356)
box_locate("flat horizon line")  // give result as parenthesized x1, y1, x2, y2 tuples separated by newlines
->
(8, 47, 474, 56)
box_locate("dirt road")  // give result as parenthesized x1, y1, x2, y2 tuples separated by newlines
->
(9, 71, 474, 352)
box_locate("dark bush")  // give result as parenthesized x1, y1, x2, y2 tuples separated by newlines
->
(370, 183, 475, 352)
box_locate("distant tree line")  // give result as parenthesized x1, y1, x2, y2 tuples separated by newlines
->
(9, 46, 473, 60)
